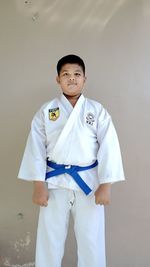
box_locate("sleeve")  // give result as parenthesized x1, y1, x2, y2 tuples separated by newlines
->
(97, 108, 125, 184)
(18, 108, 47, 181)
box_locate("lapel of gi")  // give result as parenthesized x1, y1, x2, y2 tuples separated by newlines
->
(51, 94, 85, 162)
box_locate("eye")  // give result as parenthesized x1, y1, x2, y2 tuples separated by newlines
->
(75, 72, 81, 76)
(62, 72, 69, 77)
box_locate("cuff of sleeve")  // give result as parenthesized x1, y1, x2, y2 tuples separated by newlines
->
(18, 176, 45, 182)
(99, 177, 125, 185)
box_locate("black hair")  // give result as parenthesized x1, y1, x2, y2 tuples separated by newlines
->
(57, 54, 85, 75)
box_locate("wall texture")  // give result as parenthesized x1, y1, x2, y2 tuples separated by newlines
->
(0, 0, 150, 266)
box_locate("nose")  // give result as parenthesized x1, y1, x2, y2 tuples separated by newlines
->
(69, 75, 75, 81)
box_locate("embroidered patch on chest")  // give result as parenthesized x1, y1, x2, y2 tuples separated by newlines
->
(86, 112, 95, 125)
(49, 108, 60, 121)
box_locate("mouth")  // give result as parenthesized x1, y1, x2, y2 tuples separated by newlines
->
(68, 83, 77, 86)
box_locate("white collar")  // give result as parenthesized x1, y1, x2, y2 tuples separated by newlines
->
(59, 94, 85, 113)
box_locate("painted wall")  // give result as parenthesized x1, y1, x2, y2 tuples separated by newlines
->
(0, 0, 150, 266)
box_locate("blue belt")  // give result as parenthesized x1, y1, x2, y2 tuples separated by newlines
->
(45, 160, 98, 195)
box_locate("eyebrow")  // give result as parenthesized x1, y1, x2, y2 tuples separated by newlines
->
(61, 69, 82, 73)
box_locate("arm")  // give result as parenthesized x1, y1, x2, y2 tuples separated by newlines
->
(18, 106, 49, 206)
(95, 108, 125, 205)
(32, 181, 49, 207)
(97, 109, 125, 184)
(94, 183, 111, 205)
(18, 106, 47, 181)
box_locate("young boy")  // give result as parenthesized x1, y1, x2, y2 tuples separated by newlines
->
(18, 54, 125, 267)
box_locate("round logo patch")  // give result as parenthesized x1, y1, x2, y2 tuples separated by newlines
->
(86, 113, 95, 125)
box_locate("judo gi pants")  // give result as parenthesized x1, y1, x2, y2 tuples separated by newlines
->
(36, 189, 106, 267)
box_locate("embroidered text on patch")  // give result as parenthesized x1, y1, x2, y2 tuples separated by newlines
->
(49, 108, 60, 121)
(86, 113, 95, 125)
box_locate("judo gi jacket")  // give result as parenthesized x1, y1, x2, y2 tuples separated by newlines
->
(18, 94, 125, 192)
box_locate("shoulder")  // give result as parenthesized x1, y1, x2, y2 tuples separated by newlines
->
(85, 97, 109, 114)
(32, 98, 58, 121)
(37, 98, 59, 113)
(85, 97, 103, 109)
(41, 98, 59, 112)
(84, 97, 111, 122)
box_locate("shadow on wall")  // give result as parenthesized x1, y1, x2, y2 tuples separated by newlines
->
(0, 258, 34, 267)
(0, 231, 34, 267)
(15, 0, 125, 31)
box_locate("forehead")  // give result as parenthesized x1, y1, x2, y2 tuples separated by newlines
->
(60, 63, 83, 73)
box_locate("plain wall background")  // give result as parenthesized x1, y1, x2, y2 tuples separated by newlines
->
(0, 0, 150, 266)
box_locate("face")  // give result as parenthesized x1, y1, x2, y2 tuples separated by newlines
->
(56, 63, 86, 97)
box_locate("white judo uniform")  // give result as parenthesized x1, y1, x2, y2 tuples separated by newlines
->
(18, 94, 125, 267)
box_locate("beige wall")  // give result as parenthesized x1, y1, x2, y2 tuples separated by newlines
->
(0, 0, 150, 266)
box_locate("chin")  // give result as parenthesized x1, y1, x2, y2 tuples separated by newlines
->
(64, 92, 80, 97)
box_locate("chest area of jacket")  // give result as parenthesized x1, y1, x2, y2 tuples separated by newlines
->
(44, 107, 98, 136)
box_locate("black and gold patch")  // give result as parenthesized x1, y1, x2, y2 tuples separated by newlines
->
(49, 107, 60, 121)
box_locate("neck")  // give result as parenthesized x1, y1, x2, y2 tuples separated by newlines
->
(63, 93, 81, 107)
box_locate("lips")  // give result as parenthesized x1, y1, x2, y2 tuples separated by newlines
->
(68, 83, 77, 86)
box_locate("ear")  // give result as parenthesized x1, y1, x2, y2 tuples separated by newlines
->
(56, 76, 60, 84)
(84, 76, 87, 83)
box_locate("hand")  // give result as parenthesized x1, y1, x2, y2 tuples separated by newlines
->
(94, 183, 111, 205)
(32, 181, 49, 207)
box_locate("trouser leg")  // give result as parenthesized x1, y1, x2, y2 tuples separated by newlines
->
(35, 189, 71, 267)
(72, 191, 106, 267)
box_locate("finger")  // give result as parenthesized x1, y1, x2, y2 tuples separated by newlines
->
(42, 201, 48, 207)
(95, 200, 102, 205)
(95, 199, 104, 205)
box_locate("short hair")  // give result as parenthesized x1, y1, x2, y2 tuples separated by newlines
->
(57, 54, 85, 75)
